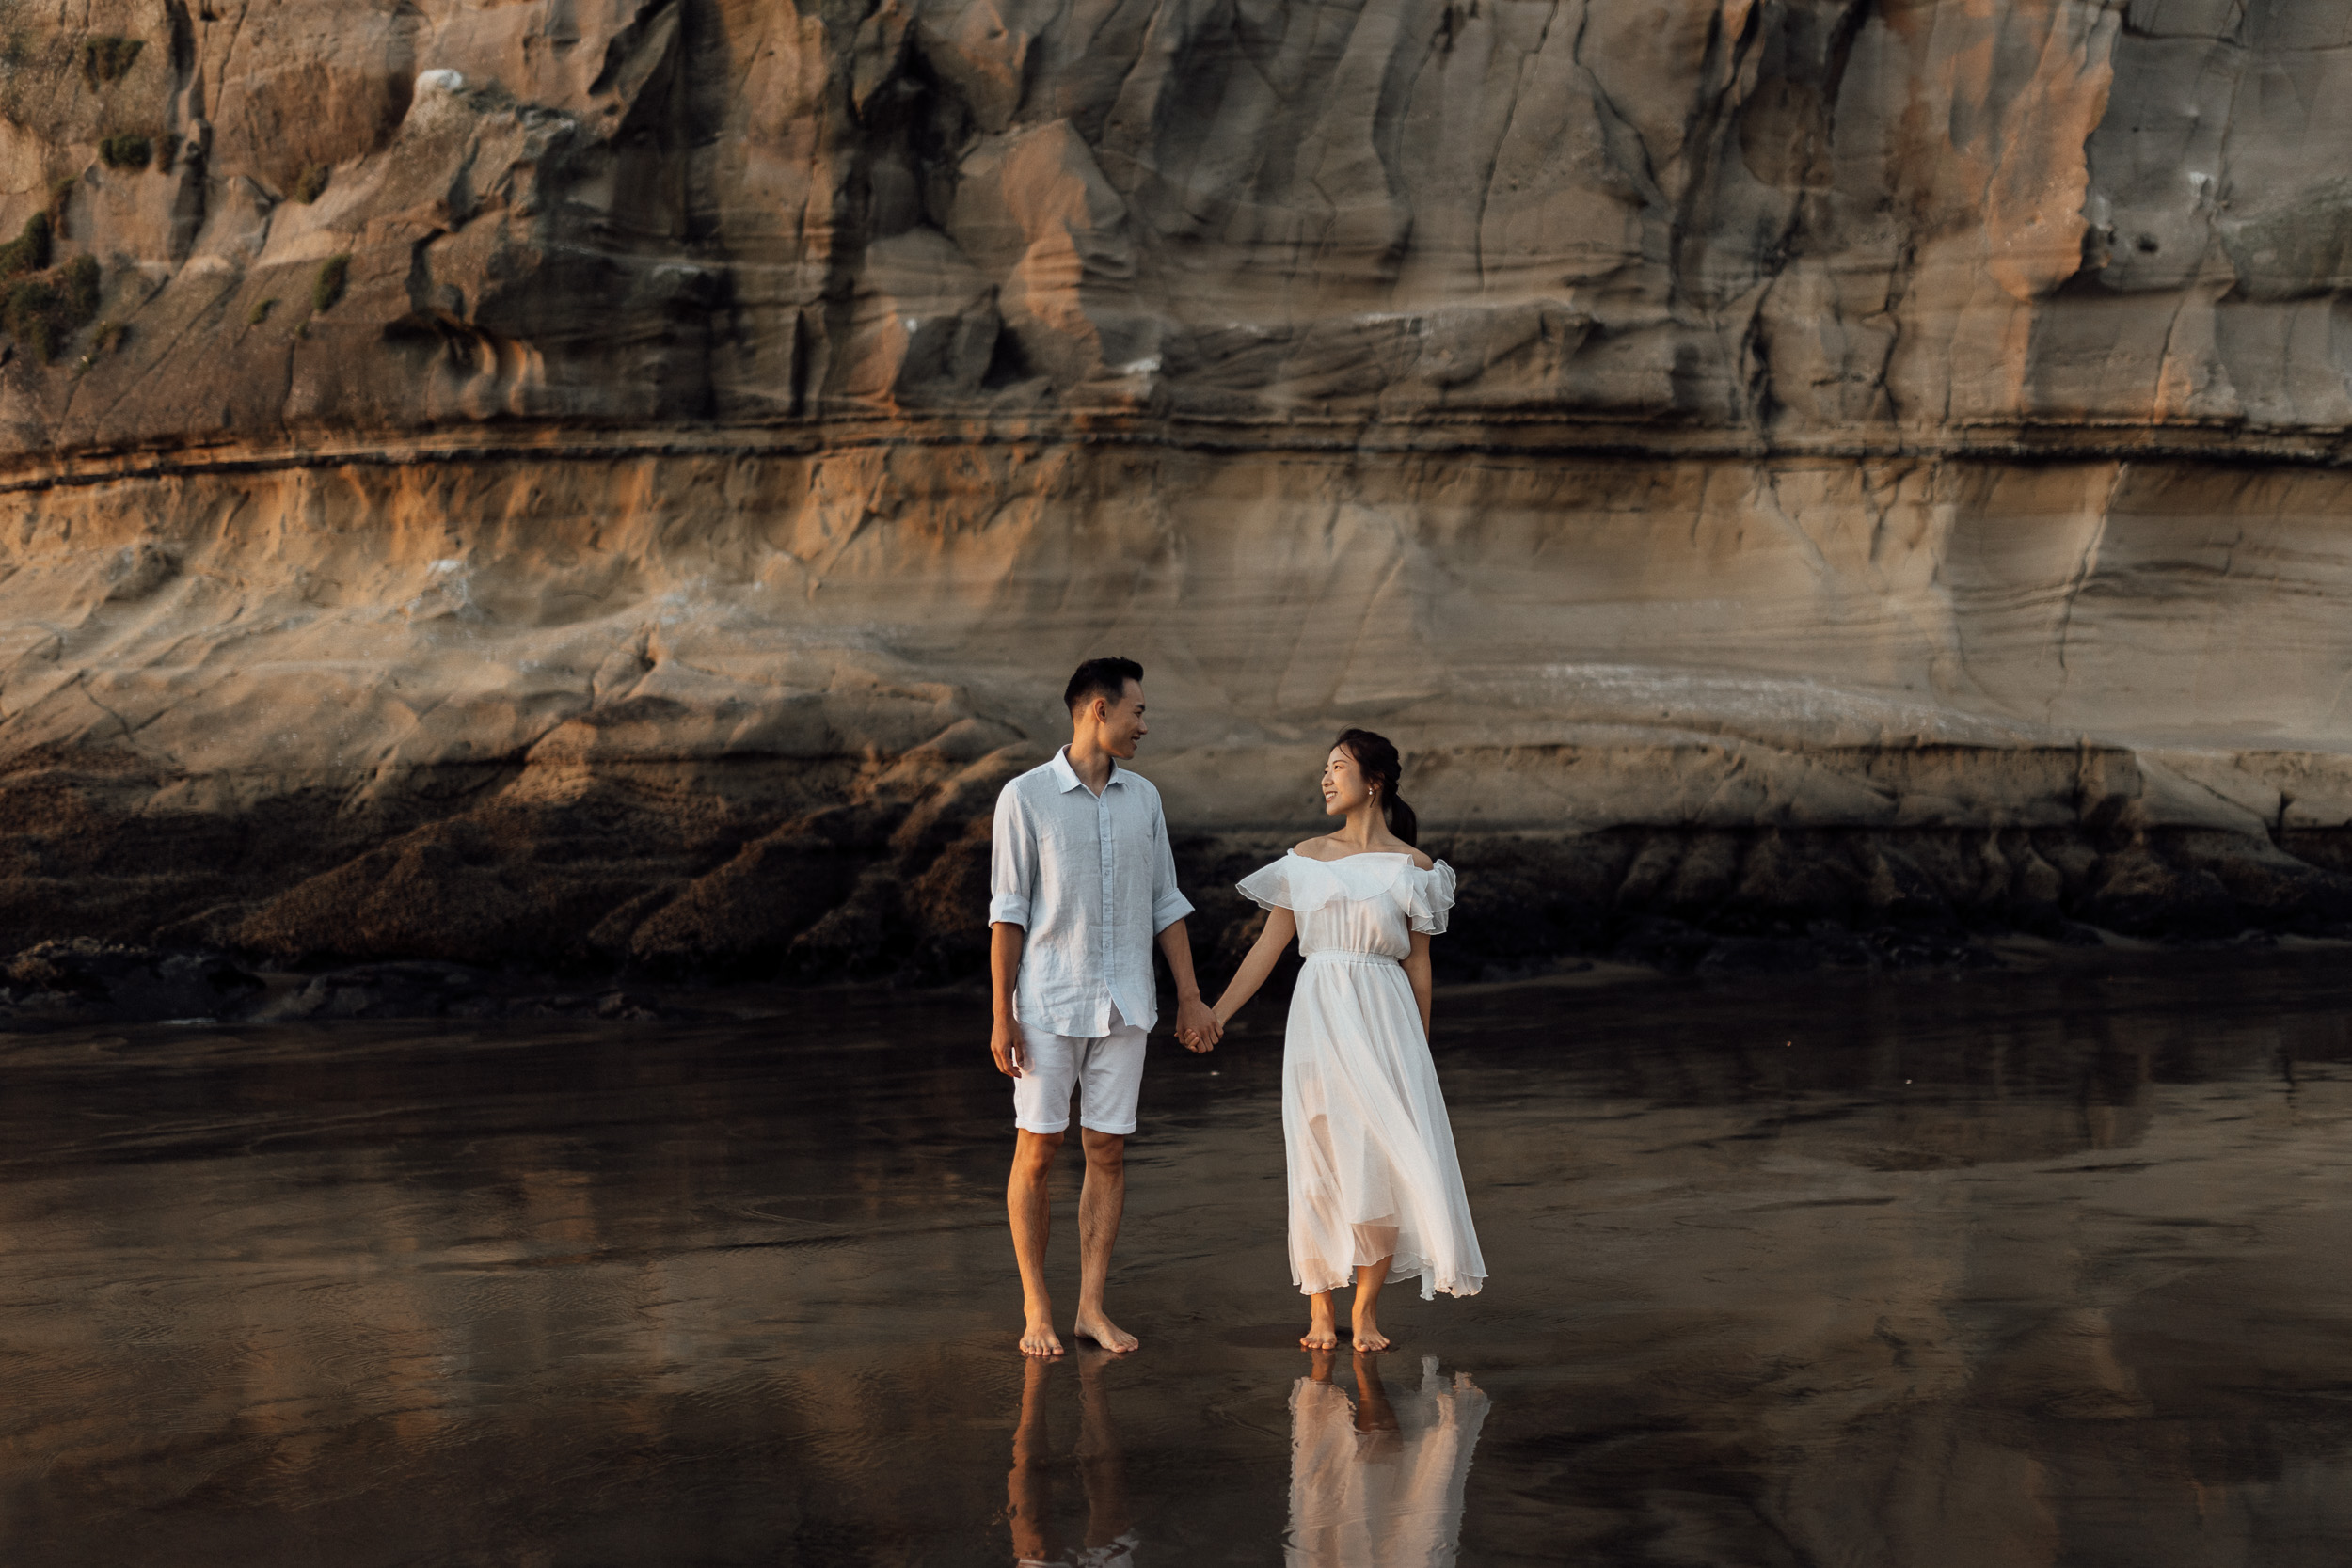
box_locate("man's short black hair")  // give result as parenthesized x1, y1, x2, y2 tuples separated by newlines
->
(1064, 657, 1144, 714)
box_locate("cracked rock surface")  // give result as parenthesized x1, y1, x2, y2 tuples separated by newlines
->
(7, 1, 2352, 983)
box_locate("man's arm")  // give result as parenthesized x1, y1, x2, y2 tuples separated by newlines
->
(1144, 796, 1218, 1050)
(991, 921, 1028, 1077)
(1157, 919, 1221, 1051)
(988, 784, 1036, 1077)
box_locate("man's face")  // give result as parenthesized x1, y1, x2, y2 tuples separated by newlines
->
(1094, 680, 1148, 759)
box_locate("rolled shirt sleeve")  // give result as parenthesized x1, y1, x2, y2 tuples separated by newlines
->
(988, 782, 1036, 927)
(1148, 798, 1194, 933)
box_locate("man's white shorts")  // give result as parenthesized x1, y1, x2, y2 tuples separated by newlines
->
(1013, 1004, 1148, 1136)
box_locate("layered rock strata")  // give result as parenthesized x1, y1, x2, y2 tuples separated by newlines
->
(8, 0, 2352, 988)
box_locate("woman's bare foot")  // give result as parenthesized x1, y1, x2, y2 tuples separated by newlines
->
(1301, 1292, 1341, 1350)
(1350, 1307, 1390, 1353)
(1073, 1311, 1139, 1353)
(1020, 1311, 1065, 1357)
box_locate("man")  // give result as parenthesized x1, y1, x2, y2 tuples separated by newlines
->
(989, 657, 1222, 1356)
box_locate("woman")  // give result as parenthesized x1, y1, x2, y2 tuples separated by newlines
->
(1209, 729, 1486, 1352)
(1288, 1348, 1489, 1566)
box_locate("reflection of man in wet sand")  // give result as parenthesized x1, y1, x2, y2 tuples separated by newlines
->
(1007, 1353, 1137, 1566)
(990, 658, 1221, 1356)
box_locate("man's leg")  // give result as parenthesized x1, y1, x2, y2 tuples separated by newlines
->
(1010, 1129, 1066, 1356)
(1010, 1022, 1080, 1356)
(1073, 1128, 1137, 1352)
(1070, 1015, 1148, 1352)
(1006, 1354, 1057, 1563)
(1074, 1347, 1134, 1552)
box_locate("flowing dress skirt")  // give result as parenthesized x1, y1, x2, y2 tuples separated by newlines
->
(1286, 1358, 1489, 1567)
(1282, 951, 1486, 1300)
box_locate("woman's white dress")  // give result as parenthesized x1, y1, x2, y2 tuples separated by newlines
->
(1236, 852, 1486, 1301)
(1287, 1358, 1490, 1568)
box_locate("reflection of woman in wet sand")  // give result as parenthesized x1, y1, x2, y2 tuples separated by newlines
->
(1290, 1349, 1489, 1567)
(1209, 730, 1486, 1352)
(1007, 1352, 1136, 1567)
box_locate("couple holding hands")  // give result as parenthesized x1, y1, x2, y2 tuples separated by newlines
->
(988, 658, 1486, 1358)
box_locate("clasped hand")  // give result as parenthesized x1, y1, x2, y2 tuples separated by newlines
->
(1172, 994, 1223, 1053)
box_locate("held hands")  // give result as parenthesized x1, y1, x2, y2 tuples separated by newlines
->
(1172, 993, 1223, 1053)
(994, 1003, 1219, 1069)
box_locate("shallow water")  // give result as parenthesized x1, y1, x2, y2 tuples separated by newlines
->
(7, 953, 2352, 1566)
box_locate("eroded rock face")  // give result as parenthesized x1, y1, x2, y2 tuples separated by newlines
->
(17, 0, 2352, 439)
(6, 1, 2352, 980)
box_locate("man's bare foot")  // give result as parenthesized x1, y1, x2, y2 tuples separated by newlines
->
(1021, 1312, 1065, 1357)
(1072, 1311, 1138, 1353)
(1351, 1307, 1391, 1353)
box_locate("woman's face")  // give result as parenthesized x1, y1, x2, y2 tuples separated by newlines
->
(1321, 746, 1375, 817)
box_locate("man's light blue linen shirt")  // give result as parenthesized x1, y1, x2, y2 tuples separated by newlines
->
(989, 748, 1194, 1037)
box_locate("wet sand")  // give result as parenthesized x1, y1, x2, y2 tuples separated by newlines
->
(6, 953, 2352, 1565)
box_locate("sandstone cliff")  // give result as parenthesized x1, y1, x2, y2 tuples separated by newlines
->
(8, 0, 2352, 1001)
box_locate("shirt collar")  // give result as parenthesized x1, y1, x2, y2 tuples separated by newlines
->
(1050, 746, 1124, 793)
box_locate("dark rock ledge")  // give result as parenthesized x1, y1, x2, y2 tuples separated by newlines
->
(0, 941, 672, 1030)
(8, 816, 2352, 1029)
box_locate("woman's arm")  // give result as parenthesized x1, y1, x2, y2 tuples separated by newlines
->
(1210, 908, 1297, 1030)
(1404, 930, 1433, 1038)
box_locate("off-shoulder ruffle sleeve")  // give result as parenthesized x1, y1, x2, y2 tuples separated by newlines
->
(1235, 859, 1293, 911)
(1406, 861, 1457, 935)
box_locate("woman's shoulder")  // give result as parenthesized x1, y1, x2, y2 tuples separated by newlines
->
(1290, 835, 1436, 871)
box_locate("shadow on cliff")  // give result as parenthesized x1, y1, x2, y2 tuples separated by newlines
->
(10, 733, 2352, 1026)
